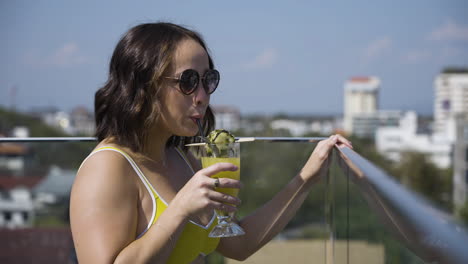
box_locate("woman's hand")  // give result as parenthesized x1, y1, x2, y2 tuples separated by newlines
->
(300, 134, 352, 184)
(171, 162, 242, 219)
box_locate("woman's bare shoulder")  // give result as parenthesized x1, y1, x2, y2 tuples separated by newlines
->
(72, 142, 141, 204)
(77, 144, 135, 180)
(70, 143, 140, 262)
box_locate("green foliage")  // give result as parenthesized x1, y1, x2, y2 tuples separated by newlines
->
(442, 67, 468, 74)
(393, 152, 452, 211)
(0, 107, 66, 137)
(237, 141, 317, 224)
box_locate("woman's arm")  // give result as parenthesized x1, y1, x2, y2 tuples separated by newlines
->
(217, 135, 351, 261)
(70, 151, 241, 263)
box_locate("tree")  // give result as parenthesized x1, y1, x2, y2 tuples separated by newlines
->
(393, 151, 452, 211)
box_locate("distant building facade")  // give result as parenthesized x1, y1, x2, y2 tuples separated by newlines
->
(270, 118, 338, 136)
(0, 187, 35, 229)
(434, 72, 468, 140)
(30, 106, 95, 136)
(376, 111, 452, 169)
(344, 76, 380, 135)
(352, 110, 401, 139)
(0, 143, 30, 173)
(69, 106, 95, 136)
(212, 105, 241, 131)
(270, 119, 310, 136)
(0, 174, 43, 229)
(432, 70, 468, 209)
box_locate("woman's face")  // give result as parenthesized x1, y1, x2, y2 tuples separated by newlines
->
(158, 39, 211, 137)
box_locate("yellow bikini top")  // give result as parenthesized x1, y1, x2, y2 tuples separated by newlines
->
(90, 146, 220, 263)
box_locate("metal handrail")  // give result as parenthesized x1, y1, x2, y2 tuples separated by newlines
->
(0, 137, 96, 142)
(0, 136, 327, 143)
(334, 146, 468, 264)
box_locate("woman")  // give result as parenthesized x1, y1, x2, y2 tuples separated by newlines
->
(70, 22, 351, 264)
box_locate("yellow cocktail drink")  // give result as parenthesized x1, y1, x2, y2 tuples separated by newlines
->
(201, 157, 240, 197)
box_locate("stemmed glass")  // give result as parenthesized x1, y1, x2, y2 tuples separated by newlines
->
(197, 142, 245, 237)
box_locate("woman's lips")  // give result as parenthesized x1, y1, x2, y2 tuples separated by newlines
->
(190, 117, 201, 124)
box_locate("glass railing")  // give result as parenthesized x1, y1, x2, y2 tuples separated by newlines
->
(0, 137, 467, 263)
(332, 146, 468, 264)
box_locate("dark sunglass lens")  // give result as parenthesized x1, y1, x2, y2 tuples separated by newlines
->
(203, 70, 220, 94)
(180, 69, 199, 94)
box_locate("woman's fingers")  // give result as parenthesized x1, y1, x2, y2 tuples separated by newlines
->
(208, 190, 241, 206)
(334, 134, 353, 148)
(320, 134, 353, 150)
(210, 177, 243, 189)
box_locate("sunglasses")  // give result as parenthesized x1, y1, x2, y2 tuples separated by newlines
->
(165, 69, 220, 95)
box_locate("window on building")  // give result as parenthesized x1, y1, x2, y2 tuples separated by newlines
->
(4, 211, 12, 221)
(22, 211, 28, 221)
(442, 99, 451, 110)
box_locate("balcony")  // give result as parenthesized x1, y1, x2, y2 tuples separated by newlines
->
(0, 137, 467, 263)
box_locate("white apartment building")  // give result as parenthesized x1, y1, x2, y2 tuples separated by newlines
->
(0, 188, 35, 229)
(376, 111, 452, 168)
(343, 76, 380, 134)
(434, 72, 468, 141)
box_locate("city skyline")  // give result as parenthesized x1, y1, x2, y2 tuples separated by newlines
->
(1, 1, 468, 115)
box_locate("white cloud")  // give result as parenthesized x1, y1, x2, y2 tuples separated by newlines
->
(23, 42, 89, 68)
(47, 43, 88, 66)
(45, 42, 88, 66)
(429, 20, 468, 42)
(364, 36, 392, 62)
(403, 50, 431, 63)
(243, 48, 279, 70)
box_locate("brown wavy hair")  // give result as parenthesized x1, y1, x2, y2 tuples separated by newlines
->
(94, 22, 215, 152)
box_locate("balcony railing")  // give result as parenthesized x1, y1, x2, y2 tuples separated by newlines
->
(0, 137, 467, 263)
(334, 146, 468, 263)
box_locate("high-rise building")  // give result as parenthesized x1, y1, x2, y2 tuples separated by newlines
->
(343, 77, 380, 134)
(434, 71, 468, 141)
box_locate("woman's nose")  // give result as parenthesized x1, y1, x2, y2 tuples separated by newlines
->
(193, 82, 210, 106)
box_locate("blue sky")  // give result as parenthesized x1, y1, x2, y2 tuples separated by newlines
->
(1, 0, 467, 116)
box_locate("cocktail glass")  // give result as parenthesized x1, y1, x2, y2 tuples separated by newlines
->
(199, 142, 245, 237)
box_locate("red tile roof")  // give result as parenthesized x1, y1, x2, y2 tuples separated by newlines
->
(349, 76, 371, 83)
(0, 143, 29, 155)
(0, 176, 45, 190)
